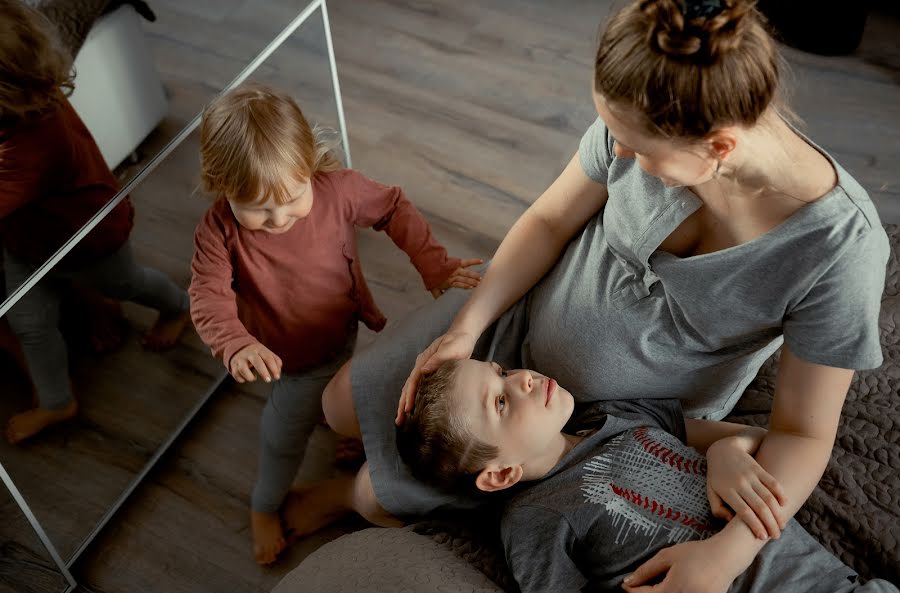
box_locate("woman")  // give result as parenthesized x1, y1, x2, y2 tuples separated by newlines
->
(286, 1, 888, 590)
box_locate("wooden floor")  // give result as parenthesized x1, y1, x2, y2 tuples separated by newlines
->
(1, 1, 898, 592)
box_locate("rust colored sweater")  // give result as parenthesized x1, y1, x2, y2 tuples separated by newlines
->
(190, 168, 459, 373)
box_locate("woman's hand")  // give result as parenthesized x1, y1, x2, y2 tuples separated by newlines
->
(229, 341, 283, 383)
(622, 534, 751, 593)
(706, 435, 788, 540)
(395, 329, 478, 425)
(430, 258, 483, 298)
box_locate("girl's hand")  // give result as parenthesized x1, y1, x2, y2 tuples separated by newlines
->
(431, 258, 483, 298)
(229, 342, 283, 384)
(622, 535, 750, 593)
(395, 329, 478, 425)
(706, 435, 788, 540)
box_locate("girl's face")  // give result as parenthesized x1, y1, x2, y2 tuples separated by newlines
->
(228, 175, 313, 234)
(593, 92, 720, 188)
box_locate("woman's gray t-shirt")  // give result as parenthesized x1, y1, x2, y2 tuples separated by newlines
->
(523, 117, 889, 419)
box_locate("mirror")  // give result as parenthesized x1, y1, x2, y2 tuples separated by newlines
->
(1, 1, 344, 590)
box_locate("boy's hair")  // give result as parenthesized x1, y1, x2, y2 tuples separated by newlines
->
(595, 0, 781, 140)
(199, 82, 342, 205)
(0, 0, 75, 123)
(397, 360, 499, 492)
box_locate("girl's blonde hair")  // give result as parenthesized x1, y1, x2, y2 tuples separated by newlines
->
(595, 0, 781, 140)
(0, 0, 74, 123)
(199, 83, 342, 205)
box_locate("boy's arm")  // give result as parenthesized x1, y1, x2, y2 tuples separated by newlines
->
(684, 418, 767, 454)
(345, 170, 460, 290)
(188, 208, 257, 368)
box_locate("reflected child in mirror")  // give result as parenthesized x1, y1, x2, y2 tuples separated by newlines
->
(0, 0, 192, 445)
(189, 82, 482, 565)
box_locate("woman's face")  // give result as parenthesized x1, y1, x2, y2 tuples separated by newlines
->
(593, 92, 719, 188)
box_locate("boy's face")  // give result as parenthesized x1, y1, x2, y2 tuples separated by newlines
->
(228, 176, 313, 234)
(451, 359, 575, 473)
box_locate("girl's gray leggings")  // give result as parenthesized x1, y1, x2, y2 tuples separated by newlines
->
(3, 243, 189, 410)
(251, 341, 353, 514)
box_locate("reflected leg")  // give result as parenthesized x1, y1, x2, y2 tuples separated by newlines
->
(3, 251, 78, 444)
(79, 241, 191, 350)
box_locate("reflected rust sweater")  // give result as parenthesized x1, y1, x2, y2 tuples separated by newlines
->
(0, 99, 133, 266)
(190, 168, 459, 373)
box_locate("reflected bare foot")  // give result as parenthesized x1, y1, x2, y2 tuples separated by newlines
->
(335, 436, 365, 469)
(6, 400, 78, 445)
(251, 510, 286, 565)
(142, 310, 191, 351)
(281, 479, 353, 543)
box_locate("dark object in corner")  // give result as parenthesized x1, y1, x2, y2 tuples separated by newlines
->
(757, 0, 869, 56)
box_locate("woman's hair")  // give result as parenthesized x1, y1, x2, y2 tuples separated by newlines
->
(396, 360, 499, 492)
(0, 0, 75, 123)
(199, 82, 342, 204)
(594, 0, 781, 139)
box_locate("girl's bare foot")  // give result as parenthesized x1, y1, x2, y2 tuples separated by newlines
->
(250, 510, 286, 565)
(142, 310, 191, 351)
(281, 478, 353, 542)
(6, 399, 78, 445)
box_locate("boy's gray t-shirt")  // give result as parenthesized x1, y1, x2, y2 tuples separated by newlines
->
(500, 400, 868, 593)
(523, 117, 889, 419)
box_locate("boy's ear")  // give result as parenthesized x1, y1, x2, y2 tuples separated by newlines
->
(475, 464, 524, 493)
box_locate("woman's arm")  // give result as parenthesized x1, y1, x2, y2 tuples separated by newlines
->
(450, 152, 610, 337)
(626, 347, 854, 592)
(396, 153, 609, 422)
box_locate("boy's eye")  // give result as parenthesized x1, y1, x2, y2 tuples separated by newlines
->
(498, 366, 508, 378)
(498, 394, 506, 413)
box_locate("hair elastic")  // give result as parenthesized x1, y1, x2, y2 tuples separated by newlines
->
(681, 0, 726, 20)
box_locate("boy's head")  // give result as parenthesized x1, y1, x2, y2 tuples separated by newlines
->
(397, 359, 575, 494)
(199, 83, 341, 233)
(0, 0, 74, 124)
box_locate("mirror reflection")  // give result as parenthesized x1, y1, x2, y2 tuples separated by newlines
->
(0, 0, 341, 588)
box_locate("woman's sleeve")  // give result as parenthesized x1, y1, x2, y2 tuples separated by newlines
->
(783, 227, 889, 370)
(578, 116, 616, 185)
(345, 170, 460, 290)
(189, 207, 256, 368)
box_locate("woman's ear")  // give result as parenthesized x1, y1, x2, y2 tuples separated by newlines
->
(475, 464, 524, 492)
(706, 129, 738, 161)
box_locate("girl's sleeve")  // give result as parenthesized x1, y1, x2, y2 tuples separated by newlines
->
(0, 132, 48, 219)
(344, 170, 460, 291)
(189, 207, 257, 368)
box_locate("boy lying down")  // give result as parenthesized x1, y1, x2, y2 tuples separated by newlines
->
(398, 359, 898, 593)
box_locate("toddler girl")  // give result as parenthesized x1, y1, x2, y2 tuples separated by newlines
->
(189, 82, 480, 565)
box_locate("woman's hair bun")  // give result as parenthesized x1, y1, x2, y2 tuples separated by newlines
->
(640, 0, 756, 63)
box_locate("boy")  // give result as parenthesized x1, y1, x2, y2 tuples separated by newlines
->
(397, 359, 897, 593)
